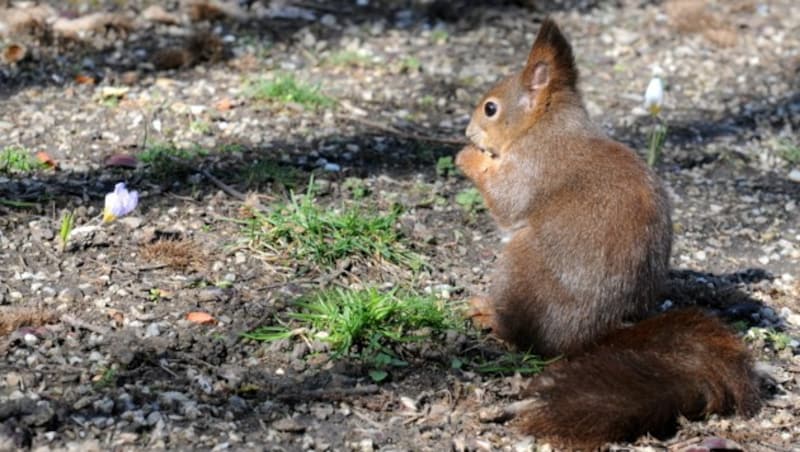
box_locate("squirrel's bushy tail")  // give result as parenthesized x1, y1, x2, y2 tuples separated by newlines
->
(519, 309, 760, 449)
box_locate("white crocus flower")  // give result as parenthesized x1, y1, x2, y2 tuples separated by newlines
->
(644, 77, 664, 116)
(103, 182, 139, 222)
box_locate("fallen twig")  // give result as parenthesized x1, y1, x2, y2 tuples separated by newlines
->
(201, 169, 269, 213)
(351, 407, 384, 429)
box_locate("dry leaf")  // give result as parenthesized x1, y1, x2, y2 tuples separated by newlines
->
(186, 311, 216, 325)
(2, 43, 26, 64)
(215, 97, 234, 111)
(35, 151, 57, 169)
(105, 154, 138, 169)
(107, 309, 125, 327)
(74, 74, 96, 85)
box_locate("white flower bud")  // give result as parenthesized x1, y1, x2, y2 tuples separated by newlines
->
(644, 77, 664, 116)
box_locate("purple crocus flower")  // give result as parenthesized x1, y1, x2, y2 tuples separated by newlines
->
(103, 182, 138, 222)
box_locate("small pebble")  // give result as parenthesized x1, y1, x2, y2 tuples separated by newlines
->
(145, 323, 161, 337)
(24, 333, 39, 346)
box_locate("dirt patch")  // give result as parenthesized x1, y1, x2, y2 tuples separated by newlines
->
(1, 1, 799, 451)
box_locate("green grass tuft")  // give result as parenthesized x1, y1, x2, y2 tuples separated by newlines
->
(244, 184, 420, 269)
(325, 50, 372, 68)
(0, 199, 38, 208)
(746, 327, 794, 351)
(779, 140, 800, 164)
(400, 56, 421, 72)
(0, 146, 45, 174)
(430, 29, 449, 43)
(436, 156, 455, 177)
(245, 287, 461, 379)
(246, 75, 334, 109)
(59, 211, 75, 253)
(455, 187, 484, 214)
(342, 177, 369, 200)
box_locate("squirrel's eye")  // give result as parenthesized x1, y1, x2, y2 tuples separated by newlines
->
(484, 101, 498, 117)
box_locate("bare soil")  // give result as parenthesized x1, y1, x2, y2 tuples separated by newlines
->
(1, 1, 799, 451)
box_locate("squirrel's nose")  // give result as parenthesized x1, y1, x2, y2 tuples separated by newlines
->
(465, 122, 477, 140)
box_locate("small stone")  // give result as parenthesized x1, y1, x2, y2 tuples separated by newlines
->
(5, 372, 22, 387)
(119, 216, 144, 229)
(145, 323, 161, 337)
(290, 342, 308, 360)
(323, 163, 341, 172)
(310, 403, 334, 420)
(273, 417, 306, 432)
(228, 396, 248, 414)
(788, 168, 800, 183)
(357, 438, 374, 452)
(478, 406, 507, 423)
(198, 287, 225, 302)
(320, 14, 336, 27)
(73, 396, 94, 410)
(513, 438, 534, 452)
(760, 307, 777, 322)
(93, 398, 114, 415)
(24, 333, 38, 346)
(146, 411, 162, 426)
(58, 288, 82, 303)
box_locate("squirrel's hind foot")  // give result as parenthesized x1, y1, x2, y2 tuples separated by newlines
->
(467, 296, 498, 331)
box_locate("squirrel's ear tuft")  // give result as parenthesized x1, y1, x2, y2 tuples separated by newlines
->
(522, 18, 578, 93)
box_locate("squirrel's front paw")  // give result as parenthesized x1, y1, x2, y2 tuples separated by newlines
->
(467, 296, 498, 331)
(455, 144, 481, 168)
(456, 145, 496, 180)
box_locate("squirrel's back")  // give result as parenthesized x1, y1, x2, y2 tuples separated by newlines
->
(489, 129, 672, 355)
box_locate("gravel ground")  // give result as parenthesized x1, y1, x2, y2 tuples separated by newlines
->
(1, 1, 799, 451)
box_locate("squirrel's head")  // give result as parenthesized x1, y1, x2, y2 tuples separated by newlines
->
(466, 18, 578, 157)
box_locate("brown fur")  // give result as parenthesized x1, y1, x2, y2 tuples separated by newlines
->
(456, 18, 758, 447)
(521, 309, 759, 449)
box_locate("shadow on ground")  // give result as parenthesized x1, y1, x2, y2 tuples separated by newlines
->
(1, 0, 608, 99)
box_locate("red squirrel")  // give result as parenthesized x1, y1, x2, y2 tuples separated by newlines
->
(456, 19, 760, 449)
